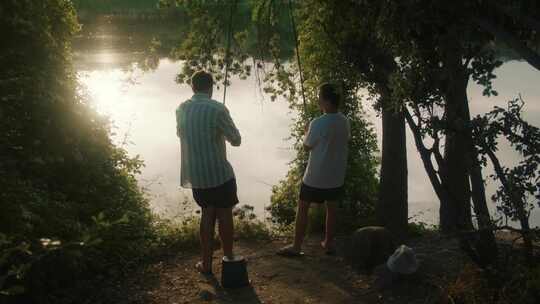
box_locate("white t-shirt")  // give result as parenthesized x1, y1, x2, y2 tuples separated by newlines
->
(303, 113, 350, 189)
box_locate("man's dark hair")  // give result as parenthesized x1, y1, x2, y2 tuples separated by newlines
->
(191, 70, 213, 92)
(319, 83, 340, 108)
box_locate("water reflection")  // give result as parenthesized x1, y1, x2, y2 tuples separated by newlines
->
(78, 59, 294, 218)
(74, 14, 540, 226)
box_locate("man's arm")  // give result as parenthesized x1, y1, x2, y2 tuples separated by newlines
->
(219, 108, 241, 146)
(303, 120, 319, 151)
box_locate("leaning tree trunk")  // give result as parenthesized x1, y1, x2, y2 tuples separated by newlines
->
(463, 98, 499, 266)
(376, 95, 408, 240)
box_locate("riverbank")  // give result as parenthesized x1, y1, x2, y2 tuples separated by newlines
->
(97, 232, 476, 304)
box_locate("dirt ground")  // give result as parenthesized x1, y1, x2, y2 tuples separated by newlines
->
(102, 233, 468, 304)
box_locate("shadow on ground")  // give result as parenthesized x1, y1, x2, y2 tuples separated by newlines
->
(104, 234, 467, 304)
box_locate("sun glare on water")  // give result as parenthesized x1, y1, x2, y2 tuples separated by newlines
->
(79, 68, 140, 140)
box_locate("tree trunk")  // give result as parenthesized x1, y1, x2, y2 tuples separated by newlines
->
(404, 109, 453, 225)
(440, 49, 473, 233)
(485, 149, 532, 261)
(469, 160, 499, 266)
(406, 105, 498, 267)
(444, 58, 498, 266)
(442, 82, 499, 267)
(377, 96, 408, 240)
(462, 97, 499, 266)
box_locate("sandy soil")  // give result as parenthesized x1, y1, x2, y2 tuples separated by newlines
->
(101, 233, 468, 304)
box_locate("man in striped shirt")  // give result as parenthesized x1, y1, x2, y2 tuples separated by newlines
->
(176, 71, 241, 274)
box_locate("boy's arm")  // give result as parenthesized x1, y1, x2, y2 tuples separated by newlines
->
(219, 108, 241, 146)
(303, 120, 319, 151)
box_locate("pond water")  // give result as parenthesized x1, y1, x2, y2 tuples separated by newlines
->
(73, 15, 540, 226)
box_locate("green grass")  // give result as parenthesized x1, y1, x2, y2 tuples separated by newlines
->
(149, 204, 272, 253)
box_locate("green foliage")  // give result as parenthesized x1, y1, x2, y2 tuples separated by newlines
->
(264, 1, 380, 232)
(150, 204, 271, 252)
(0, 1, 157, 301)
(472, 97, 540, 250)
(407, 222, 437, 238)
(473, 98, 540, 219)
(73, 0, 160, 14)
(233, 205, 272, 240)
(168, 0, 255, 87)
(150, 214, 202, 251)
(266, 166, 302, 227)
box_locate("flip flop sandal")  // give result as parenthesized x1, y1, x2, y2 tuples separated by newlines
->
(276, 245, 305, 257)
(195, 261, 213, 276)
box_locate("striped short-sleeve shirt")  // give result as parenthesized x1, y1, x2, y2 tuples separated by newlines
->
(176, 93, 241, 189)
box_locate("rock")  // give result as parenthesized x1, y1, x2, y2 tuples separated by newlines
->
(386, 245, 419, 274)
(347, 226, 396, 273)
(372, 245, 420, 290)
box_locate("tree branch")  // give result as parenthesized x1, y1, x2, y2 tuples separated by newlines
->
(432, 134, 446, 177)
(475, 17, 540, 71)
(404, 107, 445, 195)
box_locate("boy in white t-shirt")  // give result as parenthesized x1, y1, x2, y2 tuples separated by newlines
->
(278, 83, 350, 256)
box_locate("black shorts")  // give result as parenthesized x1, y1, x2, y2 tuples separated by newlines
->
(299, 182, 344, 203)
(192, 179, 239, 208)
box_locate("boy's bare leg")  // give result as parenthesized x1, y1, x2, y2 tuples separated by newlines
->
(292, 200, 311, 251)
(200, 207, 216, 272)
(323, 201, 337, 250)
(216, 207, 234, 259)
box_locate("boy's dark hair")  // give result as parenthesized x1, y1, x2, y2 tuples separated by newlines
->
(191, 70, 213, 92)
(319, 83, 340, 107)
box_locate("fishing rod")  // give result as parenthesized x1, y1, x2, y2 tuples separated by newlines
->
(288, 0, 307, 112)
(223, 0, 238, 105)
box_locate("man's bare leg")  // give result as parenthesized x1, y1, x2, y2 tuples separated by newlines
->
(292, 200, 311, 252)
(216, 207, 234, 259)
(322, 201, 337, 251)
(199, 207, 216, 272)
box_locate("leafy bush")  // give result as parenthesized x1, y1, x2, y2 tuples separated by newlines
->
(253, 1, 380, 234)
(0, 1, 156, 302)
(266, 107, 380, 234)
(472, 97, 540, 257)
(266, 82, 380, 235)
(150, 204, 271, 254)
(233, 204, 272, 240)
(407, 222, 437, 238)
